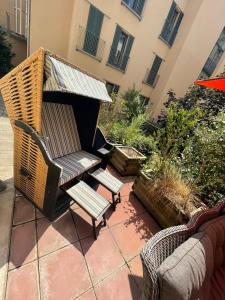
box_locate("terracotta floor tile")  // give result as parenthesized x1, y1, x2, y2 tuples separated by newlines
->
(71, 209, 106, 240)
(119, 182, 132, 197)
(128, 255, 143, 292)
(37, 211, 78, 257)
(77, 288, 96, 300)
(13, 196, 35, 225)
(110, 212, 160, 261)
(6, 262, 39, 300)
(9, 221, 37, 269)
(94, 265, 140, 300)
(35, 208, 45, 219)
(95, 184, 112, 202)
(39, 243, 92, 300)
(81, 229, 124, 284)
(107, 193, 146, 227)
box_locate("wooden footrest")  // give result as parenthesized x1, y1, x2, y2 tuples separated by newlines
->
(66, 181, 111, 239)
(89, 168, 123, 210)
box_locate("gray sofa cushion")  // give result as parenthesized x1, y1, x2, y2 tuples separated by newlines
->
(157, 232, 213, 300)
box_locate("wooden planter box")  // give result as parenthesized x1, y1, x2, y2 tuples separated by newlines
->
(133, 171, 203, 228)
(110, 146, 146, 176)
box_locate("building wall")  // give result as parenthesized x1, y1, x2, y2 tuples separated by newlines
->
(0, 0, 27, 66)
(29, 0, 225, 117)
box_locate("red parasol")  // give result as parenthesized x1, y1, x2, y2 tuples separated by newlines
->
(195, 77, 225, 91)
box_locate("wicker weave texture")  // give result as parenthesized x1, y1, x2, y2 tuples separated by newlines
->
(0, 48, 44, 133)
(14, 126, 48, 209)
(140, 200, 225, 300)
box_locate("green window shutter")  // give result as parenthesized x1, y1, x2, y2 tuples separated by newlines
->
(169, 11, 183, 46)
(147, 55, 162, 86)
(83, 5, 104, 56)
(108, 25, 122, 65)
(160, 1, 177, 43)
(135, 0, 145, 16)
(121, 35, 134, 71)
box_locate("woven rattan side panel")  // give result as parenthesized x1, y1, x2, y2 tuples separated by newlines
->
(0, 48, 45, 133)
(14, 126, 48, 209)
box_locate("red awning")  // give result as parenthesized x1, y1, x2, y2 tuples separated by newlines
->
(195, 77, 225, 91)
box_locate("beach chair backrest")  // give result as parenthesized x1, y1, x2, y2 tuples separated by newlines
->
(41, 102, 81, 159)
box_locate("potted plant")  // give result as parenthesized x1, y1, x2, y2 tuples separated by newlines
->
(110, 145, 146, 176)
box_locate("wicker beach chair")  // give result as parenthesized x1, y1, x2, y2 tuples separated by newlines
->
(140, 200, 225, 300)
(0, 48, 113, 220)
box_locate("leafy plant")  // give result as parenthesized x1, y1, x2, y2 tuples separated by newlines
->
(158, 79, 225, 126)
(155, 103, 204, 159)
(0, 26, 14, 78)
(107, 114, 157, 156)
(121, 86, 147, 122)
(178, 111, 225, 206)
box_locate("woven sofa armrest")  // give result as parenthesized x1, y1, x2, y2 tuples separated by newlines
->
(140, 200, 225, 300)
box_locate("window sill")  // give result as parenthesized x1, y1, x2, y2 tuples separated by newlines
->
(9, 31, 27, 41)
(121, 1, 142, 21)
(142, 80, 154, 88)
(76, 48, 102, 62)
(106, 62, 126, 73)
(158, 35, 172, 48)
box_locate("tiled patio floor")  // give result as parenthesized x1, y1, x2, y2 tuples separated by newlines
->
(5, 166, 161, 300)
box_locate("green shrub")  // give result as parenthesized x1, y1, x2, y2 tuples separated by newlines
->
(121, 87, 147, 122)
(155, 103, 204, 159)
(0, 26, 14, 77)
(178, 111, 225, 206)
(107, 114, 157, 156)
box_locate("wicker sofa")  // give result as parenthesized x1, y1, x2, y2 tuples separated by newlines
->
(141, 201, 225, 300)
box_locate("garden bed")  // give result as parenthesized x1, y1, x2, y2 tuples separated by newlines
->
(110, 146, 146, 176)
(133, 171, 204, 228)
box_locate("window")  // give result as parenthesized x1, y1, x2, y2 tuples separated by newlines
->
(144, 55, 162, 86)
(140, 95, 150, 107)
(200, 27, 225, 78)
(122, 0, 146, 17)
(106, 82, 120, 95)
(83, 5, 104, 57)
(108, 25, 134, 71)
(160, 1, 183, 47)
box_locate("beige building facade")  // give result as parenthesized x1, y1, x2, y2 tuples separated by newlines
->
(0, 0, 28, 66)
(29, 0, 225, 116)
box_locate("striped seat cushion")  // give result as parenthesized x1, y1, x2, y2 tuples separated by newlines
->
(66, 181, 110, 220)
(54, 151, 101, 185)
(41, 102, 81, 159)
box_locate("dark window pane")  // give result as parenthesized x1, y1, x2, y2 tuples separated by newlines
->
(147, 55, 162, 86)
(160, 2, 183, 46)
(106, 82, 120, 94)
(201, 27, 225, 77)
(83, 5, 103, 56)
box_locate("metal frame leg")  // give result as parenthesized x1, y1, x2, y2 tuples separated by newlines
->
(103, 213, 107, 227)
(92, 218, 97, 240)
(118, 192, 121, 203)
(112, 193, 116, 211)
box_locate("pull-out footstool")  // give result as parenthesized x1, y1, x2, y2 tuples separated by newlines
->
(66, 181, 111, 239)
(89, 168, 123, 210)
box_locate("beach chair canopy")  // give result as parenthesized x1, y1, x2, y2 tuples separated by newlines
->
(44, 55, 112, 102)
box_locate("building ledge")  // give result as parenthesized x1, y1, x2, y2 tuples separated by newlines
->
(106, 62, 126, 74)
(76, 48, 102, 62)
